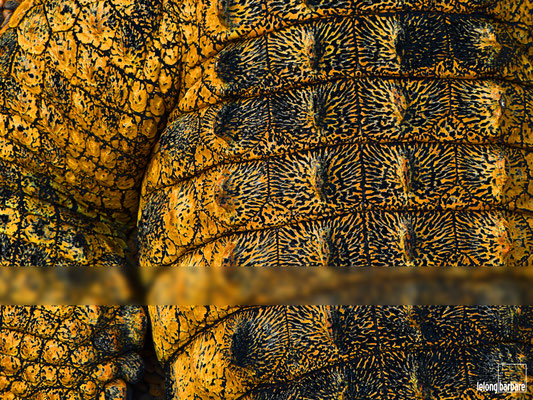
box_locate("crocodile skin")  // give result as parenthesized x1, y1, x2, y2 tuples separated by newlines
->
(1, 0, 533, 277)
(150, 306, 533, 400)
(0, 0, 181, 269)
(0, 306, 146, 400)
(138, 0, 533, 270)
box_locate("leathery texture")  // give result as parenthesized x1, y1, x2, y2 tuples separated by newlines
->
(0, 306, 146, 400)
(0, 0, 182, 270)
(138, 0, 533, 267)
(150, 306, 533, 400)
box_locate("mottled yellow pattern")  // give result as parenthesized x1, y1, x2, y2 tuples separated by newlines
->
(0, 306, 146, 400)
(0, 0, 181, 267)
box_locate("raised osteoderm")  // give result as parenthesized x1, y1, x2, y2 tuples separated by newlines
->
(150, 306, 533, 400)
(137, 0, 533, 269)
(1, 1, 532, 273)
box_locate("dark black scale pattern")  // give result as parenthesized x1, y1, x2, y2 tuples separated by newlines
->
(139, 0, 533, 268)
(158, 306, 533, 400)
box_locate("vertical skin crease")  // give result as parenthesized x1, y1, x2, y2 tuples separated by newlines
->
(137, 0, 533, 270)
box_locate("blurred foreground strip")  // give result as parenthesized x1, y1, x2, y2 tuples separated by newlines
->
(0, 267, 134, 304)
(145, 266, 533, 305)
(2, 266, 531, 304)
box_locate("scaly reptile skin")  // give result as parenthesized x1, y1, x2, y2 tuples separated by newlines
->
(1, 4, 532, 400)
(0, 1, 20, 28)
(138, 0, 533, 270)
(0, 306, 146, 400)
(0, 0, 533, 282)
(150, 306, 533, 400)
(0, 0, 181, 271)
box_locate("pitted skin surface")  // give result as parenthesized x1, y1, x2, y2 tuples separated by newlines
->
(0, 306, 146, 400)
(150, 306, 533, 400)
(0, 0, 182, 269)
(138, 0, 533, 270)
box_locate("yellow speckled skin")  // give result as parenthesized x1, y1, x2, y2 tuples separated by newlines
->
(0, 306, 146, 400)
(150, 306, 533, 400)
(1, 0, 533, 276)
(3, 2, 533, 400)
(138, 0, 533, 270)
(0, 0, 181, 268)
